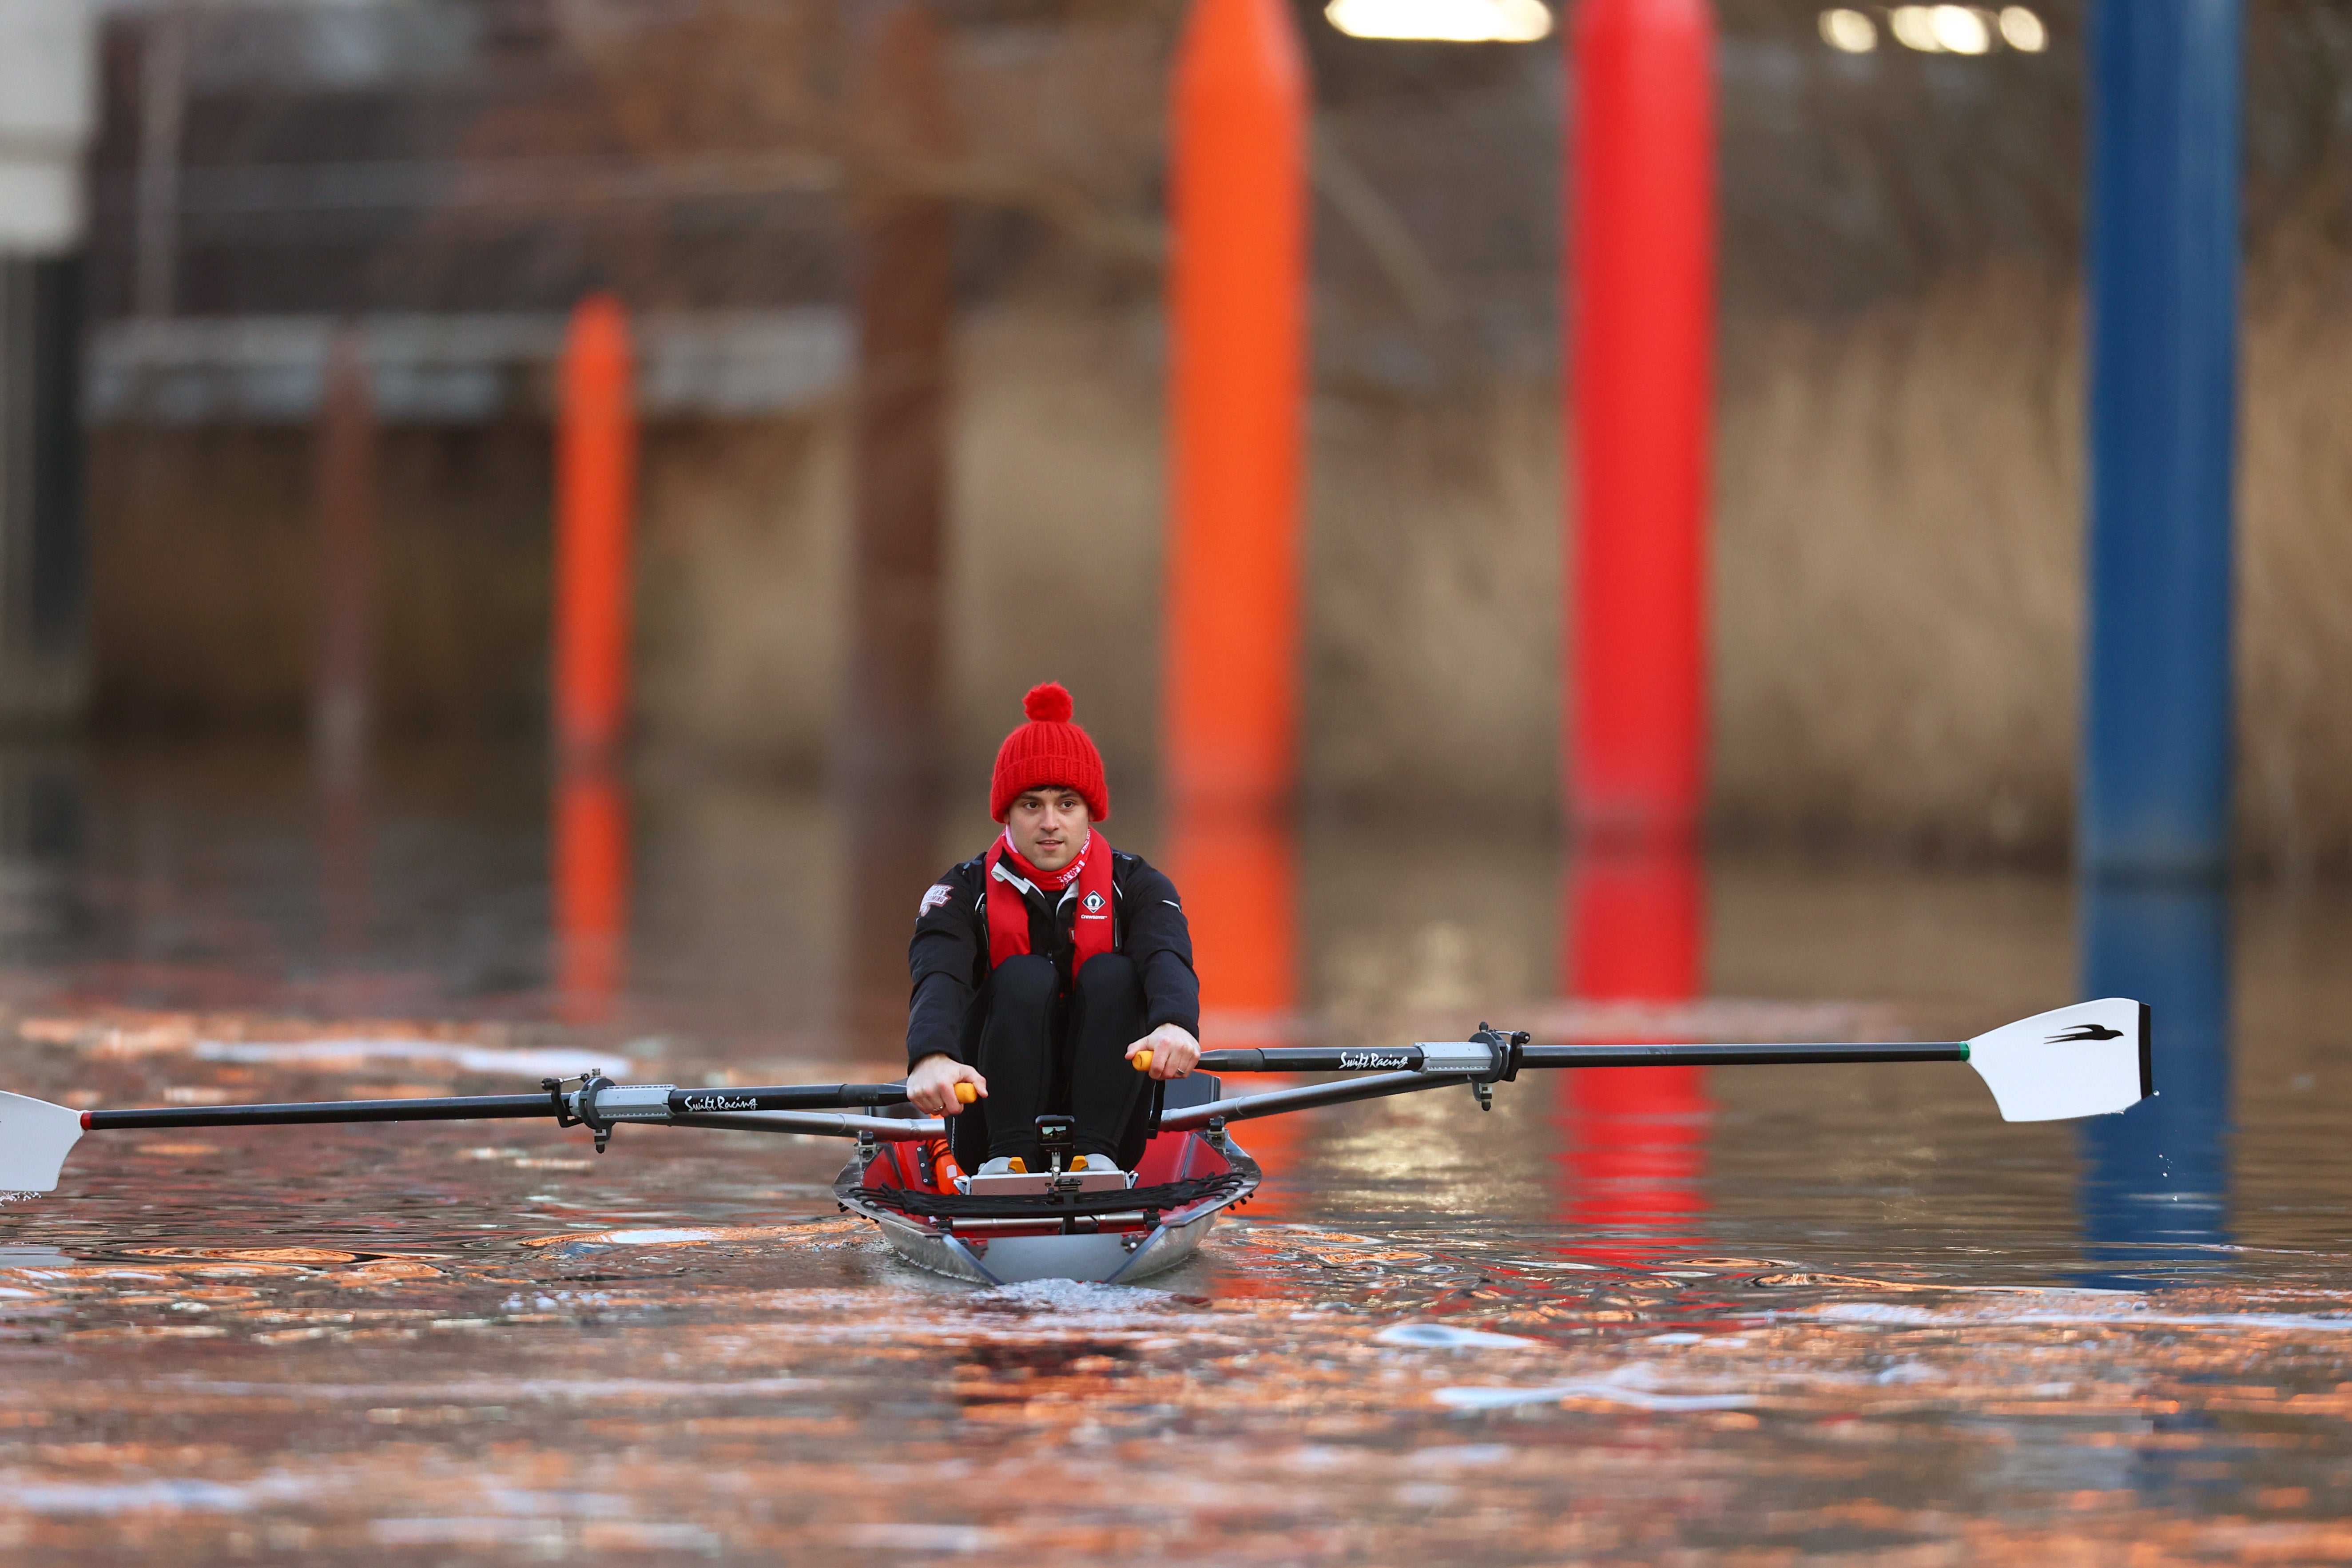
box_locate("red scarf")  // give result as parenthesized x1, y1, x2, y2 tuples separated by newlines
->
(984, 830, 1115, 977)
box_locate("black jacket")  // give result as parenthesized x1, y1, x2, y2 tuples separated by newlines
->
(905, 847, 1200, 1068)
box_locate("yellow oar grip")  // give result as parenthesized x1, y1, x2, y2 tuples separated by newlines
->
(954, 1082, 977, 1104)
(1132, 1050, 1152, 1072)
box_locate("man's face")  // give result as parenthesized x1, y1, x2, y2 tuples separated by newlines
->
(1006, 788, 1090, 872)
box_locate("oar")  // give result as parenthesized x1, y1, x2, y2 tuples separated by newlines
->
(1142, 998, 2153, 1130)
(2, 1000, 2146, 1195)
(70, 1081, 934, 1129)
(0, 1075, 977, 1194)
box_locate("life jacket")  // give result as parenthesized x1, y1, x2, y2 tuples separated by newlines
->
(982, 830, 1116, 978)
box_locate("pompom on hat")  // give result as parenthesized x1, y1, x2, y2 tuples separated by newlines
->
(989, 682, 1109, 823)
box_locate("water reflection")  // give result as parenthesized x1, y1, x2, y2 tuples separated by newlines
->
(316, 763, 370, 968)
(1164, 805, 1299, 1211)
(312, 324, 376, 973)
(844, 785, 948, 1055)
(2077, 878, 2233, 1284)
(0, 735, 2313, 1301)
(552, 762, 629, 1024)
(0, 745, 82, 958)
(1557, 844, 1712, 1257)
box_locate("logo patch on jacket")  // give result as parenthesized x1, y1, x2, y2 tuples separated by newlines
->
(918, 883, 953, 916)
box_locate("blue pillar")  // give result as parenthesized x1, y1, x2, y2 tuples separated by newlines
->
(2081, 0, 2243, 881)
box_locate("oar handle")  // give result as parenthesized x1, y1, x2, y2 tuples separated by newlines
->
(1138, 1045, 1482, 1074)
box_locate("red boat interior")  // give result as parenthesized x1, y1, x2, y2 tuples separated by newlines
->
(864, 1127, 1236, 1203)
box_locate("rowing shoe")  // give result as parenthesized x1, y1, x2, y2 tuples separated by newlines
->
(0, 999, 2150, 1285)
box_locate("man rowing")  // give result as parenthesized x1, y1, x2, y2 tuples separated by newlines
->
(902, 683, 1202, 1180)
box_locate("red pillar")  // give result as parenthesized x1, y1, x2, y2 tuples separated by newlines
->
(552, 295, 637, 1021)
(1558, 0, 1716, 1259)
(1563, 0, 1717, 1220)
(1567, 0, 1716, 846)
(1165, 0, 1309, 813)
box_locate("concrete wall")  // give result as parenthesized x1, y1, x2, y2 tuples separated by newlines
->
(87, 421, 551, 735)
(82, 239, 2352, 871)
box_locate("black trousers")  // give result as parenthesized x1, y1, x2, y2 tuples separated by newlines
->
(956, 953, 1154, 1165)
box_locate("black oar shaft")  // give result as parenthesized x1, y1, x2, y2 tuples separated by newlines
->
(80, 1083, 926, 1133)
(85, 1093, 557, 1131)
(1518, 1041, 1967, 1069)
(1191, 1041, 1970, 1075)
(1157, 1041, 1972, 1131)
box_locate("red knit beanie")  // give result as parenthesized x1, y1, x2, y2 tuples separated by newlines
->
(990, 682, 1109, 823)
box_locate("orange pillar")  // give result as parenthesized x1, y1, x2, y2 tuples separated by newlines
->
(554, 294, 636, 770)
(1165, 0, 1309, 1197)
(1165, 0, 1309, 812)
(552, 295, 637, 1020)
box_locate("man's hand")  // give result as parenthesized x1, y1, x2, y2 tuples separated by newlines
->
(1125, 1022, 1201, 1081)
(906, 1053, 985, 1116)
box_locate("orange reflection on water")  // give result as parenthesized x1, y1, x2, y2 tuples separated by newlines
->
(1164, 805, 1298, 1217)
(553, 763, 630, 1023)
(1557, 843, 1712, 1259)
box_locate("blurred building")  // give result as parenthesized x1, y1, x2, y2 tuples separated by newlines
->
(0, 0, 99, 726)
(68, 0, 2352, 870)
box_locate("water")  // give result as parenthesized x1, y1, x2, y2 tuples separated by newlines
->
(4, 741, 2352, 1562)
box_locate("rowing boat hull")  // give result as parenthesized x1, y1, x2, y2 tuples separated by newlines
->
(834, 1126, 1259, 1287)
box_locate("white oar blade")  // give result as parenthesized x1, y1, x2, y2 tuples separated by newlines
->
(1967, 998, 2151, 1122)
(0, 1091, 83, 1193)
